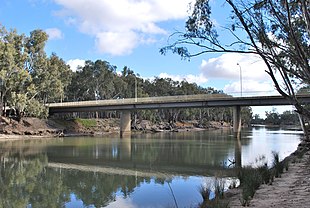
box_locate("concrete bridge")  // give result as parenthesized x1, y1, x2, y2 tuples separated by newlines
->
(48, 94, 310, 137)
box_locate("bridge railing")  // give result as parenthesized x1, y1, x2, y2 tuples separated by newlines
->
(47, 93, 310, 108)
(47, 94, 230, 107)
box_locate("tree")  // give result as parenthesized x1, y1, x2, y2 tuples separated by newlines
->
(160, 0, 310, 134)
(0, 27, 36, 118)
(280, 110, 299, 125)
(0, 26, 72, 119)
(265, 108, 281, 125)
(67, 60, 118, 101)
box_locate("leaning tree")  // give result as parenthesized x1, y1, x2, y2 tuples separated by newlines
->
(161, 0, 310, 135)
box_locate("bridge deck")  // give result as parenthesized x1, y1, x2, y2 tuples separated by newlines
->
(48, 94, 310, 113)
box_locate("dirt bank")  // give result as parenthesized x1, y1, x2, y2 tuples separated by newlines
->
(0, 116, 121, 138)
(0, 116, 230, 139)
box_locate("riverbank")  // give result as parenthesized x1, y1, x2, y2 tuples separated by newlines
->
(227, 140, 310, 207)
(0, 116, 231, 139)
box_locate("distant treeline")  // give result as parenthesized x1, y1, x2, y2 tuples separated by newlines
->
(252, 109, 300, 126)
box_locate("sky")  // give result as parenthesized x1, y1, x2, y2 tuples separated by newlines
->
(0, 0, 293, 118)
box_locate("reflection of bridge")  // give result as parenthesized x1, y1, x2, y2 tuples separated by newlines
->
(48, 94, 310, 136)
(47, 162, 238, 178)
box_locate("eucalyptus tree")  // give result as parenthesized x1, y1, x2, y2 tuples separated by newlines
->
(160, 0, 310, 123)
(67, 60, 118, 101)
(0, 26, 72, 118)
(0, 27, 34, 117)
(120, 66, 137, 98)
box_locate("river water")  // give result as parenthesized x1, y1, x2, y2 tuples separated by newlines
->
(0, 126, 302, 207)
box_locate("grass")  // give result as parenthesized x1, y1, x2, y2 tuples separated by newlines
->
(74, 118, 97, 128)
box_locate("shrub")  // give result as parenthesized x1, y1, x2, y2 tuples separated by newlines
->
(238, 167, 262, 206)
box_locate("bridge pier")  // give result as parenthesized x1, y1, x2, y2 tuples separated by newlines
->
(120, 110, 131, 137)
(235, 136, 242, 168)
(233, 105, 242, 137)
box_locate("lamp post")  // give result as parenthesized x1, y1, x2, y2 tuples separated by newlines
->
(237, 63, 242, 97)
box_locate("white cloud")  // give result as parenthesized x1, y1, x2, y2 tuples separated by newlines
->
(45, 28, 64, 40)
(53, 0, 193, 56)
(95, 31, 138, 56)
(199, 53, 279, 96)
(200, 53, 269, 80)
(67, 59, 85, 72)
(158, 72, 208, 85)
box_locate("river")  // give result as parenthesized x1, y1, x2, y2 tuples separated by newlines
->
(0, 126, 302, 207)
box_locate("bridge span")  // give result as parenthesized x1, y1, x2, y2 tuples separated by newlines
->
(48, 94, 310, 137)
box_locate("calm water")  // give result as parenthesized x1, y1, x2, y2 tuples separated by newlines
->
(0, 126, 302, 207)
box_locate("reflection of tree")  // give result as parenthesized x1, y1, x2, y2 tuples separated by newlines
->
(0, 155, 71, 208)
(0, 154, 151, 207)
(63, 169, 146, 207)
(0, 155, 39, 206)
(29, 167, 70, 208)
(0, 153, 175, 208)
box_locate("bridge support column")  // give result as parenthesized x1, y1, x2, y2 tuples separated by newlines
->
(235, 136, 242, 168)
(120, 110, 131, 137)
(233, 105, 241, 138)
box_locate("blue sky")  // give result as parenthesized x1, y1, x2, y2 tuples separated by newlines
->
(0, 0, 292, 117)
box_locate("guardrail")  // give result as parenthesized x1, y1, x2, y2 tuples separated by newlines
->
(47, 94, 230, 107)
(47, 93, 310, 110)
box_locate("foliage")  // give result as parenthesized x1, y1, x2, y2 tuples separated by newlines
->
(0, 25, 71, 120)
(160, 0, 310, 133)
(25, 99, 49, 118)
(265, 108, 281, 125)
(67, 60, 117, 101)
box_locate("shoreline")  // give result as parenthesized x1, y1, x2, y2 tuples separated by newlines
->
(226, 139, 310, 207)
(0, 126, 219, 142)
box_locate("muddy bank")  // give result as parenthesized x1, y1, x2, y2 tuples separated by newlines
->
(0, 116, 231, 139)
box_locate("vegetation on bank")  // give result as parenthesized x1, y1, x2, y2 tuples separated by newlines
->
(198, 151, 296, 207)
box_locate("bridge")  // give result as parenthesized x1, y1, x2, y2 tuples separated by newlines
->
(48, 94, 310, 137)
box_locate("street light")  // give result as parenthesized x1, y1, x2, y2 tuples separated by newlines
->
(237, 63, 242, 97)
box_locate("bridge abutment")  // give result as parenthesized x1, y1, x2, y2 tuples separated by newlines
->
(233, 105, 241, 137)
(120, 110, 131, 137)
